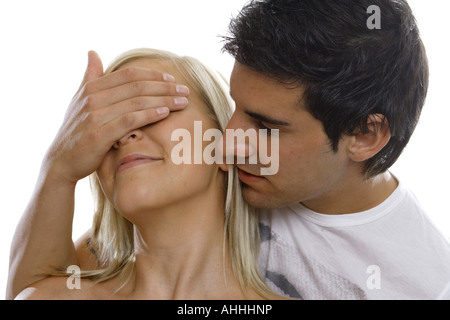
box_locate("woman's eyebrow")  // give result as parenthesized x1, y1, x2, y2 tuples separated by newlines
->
(245, 110, 290, 126)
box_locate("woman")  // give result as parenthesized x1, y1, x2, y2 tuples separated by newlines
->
(11, 48, 283, 299)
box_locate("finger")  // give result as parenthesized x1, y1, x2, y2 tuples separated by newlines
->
(84, 67, 177, 95)
(75, 51, 104, 95)
(87, 80, 190, 109)
(93, 95, 189, 125)
(100, 107, 171, 144)
(85, 51, 104, 83)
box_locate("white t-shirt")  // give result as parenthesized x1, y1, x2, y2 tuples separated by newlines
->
(438, 282, 450, 300)
(258, 180, 450, 300)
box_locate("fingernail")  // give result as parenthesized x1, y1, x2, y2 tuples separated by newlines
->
(156, 107, 169, 115)
(176, 85, 190, 95)
(163, 73, 175, 82)
(174, 97, 188, 106)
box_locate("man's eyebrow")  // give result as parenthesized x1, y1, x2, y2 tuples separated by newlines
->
(229, 90, 290, 126)
(245, 111, 290, 126)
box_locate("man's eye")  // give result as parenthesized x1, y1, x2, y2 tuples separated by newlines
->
(257, 121, 272, 133)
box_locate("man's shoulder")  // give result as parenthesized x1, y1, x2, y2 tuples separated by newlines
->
(258, 183, 450, 299)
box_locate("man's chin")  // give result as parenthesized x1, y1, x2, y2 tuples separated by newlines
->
(241, 185, 280, 210)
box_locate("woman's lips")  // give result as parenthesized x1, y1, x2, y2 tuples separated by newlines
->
(116, 153, 161, 173)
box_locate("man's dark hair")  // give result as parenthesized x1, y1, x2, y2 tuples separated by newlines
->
(223, 0, 428, 178)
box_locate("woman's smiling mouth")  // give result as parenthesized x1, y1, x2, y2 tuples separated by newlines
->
(116, 153, 162, 173)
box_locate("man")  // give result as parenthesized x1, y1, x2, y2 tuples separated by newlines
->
(221, 0, 450, 299)
(7, 0, 450, 300)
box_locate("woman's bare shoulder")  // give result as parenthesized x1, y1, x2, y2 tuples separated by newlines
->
(14, 276, 97, 300)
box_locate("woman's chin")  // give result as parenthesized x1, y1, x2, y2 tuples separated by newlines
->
(113, 191, 156, 217)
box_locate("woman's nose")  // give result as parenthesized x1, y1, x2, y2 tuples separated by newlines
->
(113, 129, 144, 149)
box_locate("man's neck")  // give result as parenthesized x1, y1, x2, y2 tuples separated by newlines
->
(301, 171, 398, 215)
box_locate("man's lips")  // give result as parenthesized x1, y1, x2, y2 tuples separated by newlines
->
(237, 166, 265, 184)
(116, 153, 161, 173)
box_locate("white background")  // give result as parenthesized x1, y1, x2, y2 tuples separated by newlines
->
(0, 0, 448, 298)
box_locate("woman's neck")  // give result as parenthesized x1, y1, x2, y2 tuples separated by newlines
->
(113, 185, 246, 299)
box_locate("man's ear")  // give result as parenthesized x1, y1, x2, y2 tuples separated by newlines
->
(347, 114, 391, 162)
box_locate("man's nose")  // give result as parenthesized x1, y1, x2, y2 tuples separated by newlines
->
(221, 113, 257, 163)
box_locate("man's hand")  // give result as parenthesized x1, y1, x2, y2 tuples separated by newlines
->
(43, 50, 189, 184)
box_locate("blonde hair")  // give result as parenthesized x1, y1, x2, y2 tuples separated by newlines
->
(83, 48, 271, 298)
